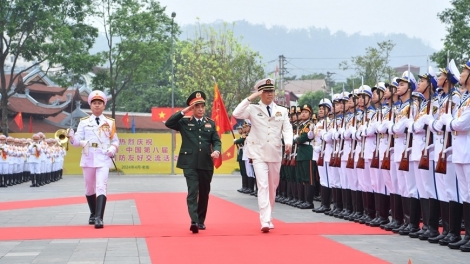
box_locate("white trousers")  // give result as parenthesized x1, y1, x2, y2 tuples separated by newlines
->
(434, 161, 458, 202)
(329, 166, 341, 188)
(82, 167, 109, 196)
(340, 162, 349, 190)
(252, 160, 280, 225)
(318, 162, 330, 188)
(455, 163, 470, 203)
(414, 161, 437, 199)
(358, 160, 373, 193)
(29, 163, 41, 174)
(244, 160, 255, 178)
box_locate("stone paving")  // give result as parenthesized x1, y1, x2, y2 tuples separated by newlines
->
(0, 175, 468, 263)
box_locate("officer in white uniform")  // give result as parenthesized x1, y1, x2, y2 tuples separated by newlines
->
(68, 90, 119, 229)
(233, 78, 293, 232)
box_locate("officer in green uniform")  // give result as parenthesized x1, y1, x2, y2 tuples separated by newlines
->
(285, 106, 298, 206)
(165, 91, 222, 234)
(294, 104, 316, 209)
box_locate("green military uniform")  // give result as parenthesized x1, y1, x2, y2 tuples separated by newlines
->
(165, 91, 222, 232)
(234, 134, 248, 193)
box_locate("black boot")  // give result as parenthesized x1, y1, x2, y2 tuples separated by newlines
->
(314, 186, 331, 213)
(410, 198, 429, 238)
(0, 175, 5, 187)
(332, 188, 344, 217)
(300, 184, 314, 209)
(371, 193, 390, 227)
(247, 177, 255, 194)
(401, 197, 421, 235)
(86, 194, 97, 225)
(281, 182, 292, 204)
(237, 174, 247, 193)
(439, 201, 463, 245)
(294, 183, 305, 208)
(30, 174, 36, 187)
(420, 198, 441, 240)
(429, 201, 449, 244)
(381, 194, 394, 229)
(346, 190, 358, 221)
(94, 195, 107, 229)
(447, 202, 470, 249)
(387, 194, 404, 232)
(359, 191, 372, 224)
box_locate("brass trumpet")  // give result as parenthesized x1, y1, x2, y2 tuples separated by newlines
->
(55, 129, 70, 150)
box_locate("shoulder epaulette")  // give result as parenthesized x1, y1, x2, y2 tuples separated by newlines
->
(205, 117, 214, 122)
(182, 116, 191, 118)
(106, 116, 115, 121)
(452, 91, 461, 97)
(80, 116, 89, 121)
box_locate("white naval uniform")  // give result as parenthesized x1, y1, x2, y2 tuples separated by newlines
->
(428, 89, 461, 202)
(340, 112, 354, 191)
(448, 91, 470, 203)
(233, 99, 293, 226)
(326, 115, 342, 189)
(391, 99, 417, 198)
(311, 118, 329, 188)
(357, 107, 376, 193)
(70, 114, 119, 197)
(412, 99, 438, 200)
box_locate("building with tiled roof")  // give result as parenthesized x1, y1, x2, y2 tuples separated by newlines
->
(4, 67, 170, 134)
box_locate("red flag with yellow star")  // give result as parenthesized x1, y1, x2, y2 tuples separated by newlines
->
(211, 83, 232, 168)
(14, 112, 23, 130)
(222, 144, 235, 161)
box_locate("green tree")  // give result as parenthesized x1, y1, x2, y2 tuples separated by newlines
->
(173, 22, 265, 115)
(91, 0, 178, 118)
(298, 90, 328, 113)
(0, 0, 99, 135)
(431, 0, 470, 67)
(339, 40, 396, 87)
(300, 73, 326, 80)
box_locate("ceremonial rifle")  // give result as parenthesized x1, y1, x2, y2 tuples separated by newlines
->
(356, 92, 367, 169)
(346, 89, 357, 169)
(436, 56, 453, 174)
(418, 76, 434, 170)
(289, 106, 300, 167)
(370, 89, 382, 169)
(334, 95, 347, 167)
(399, 67, 414, 171)
(381, 84, 395, 170)
(329, 102, 338, 167)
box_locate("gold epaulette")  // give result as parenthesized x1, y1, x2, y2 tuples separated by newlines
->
(106, 116, 115, 121)
(80, 116, 89, 121)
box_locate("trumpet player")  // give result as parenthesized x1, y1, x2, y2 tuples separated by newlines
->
(28, 134, 42, 187)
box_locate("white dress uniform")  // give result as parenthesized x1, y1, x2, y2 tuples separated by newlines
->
(71, 114, 119, 196)
(312, 118, 329, 187)
(233, 79, 293, 229)
(340, 111, 354, 191)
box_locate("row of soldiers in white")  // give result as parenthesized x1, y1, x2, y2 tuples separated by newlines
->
(0, 133, 66, 187)
(304, 59, 470, 252)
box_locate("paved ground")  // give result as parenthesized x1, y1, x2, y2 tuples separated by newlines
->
(0, 174, 468, 264)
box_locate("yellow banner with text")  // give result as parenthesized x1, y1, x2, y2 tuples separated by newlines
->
(12, 133, 239, 175)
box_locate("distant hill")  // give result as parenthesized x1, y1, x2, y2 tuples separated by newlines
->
(90, 20, 438, 81)
(180, 20, 437, 80)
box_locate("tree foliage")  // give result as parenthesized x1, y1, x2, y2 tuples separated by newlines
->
(298, 90, 328, 114)
(91, 0, 178, 117)
(431, 0, 470, 67)
(0, 0, 99, 135)
(173, 22, 265, 115)
(339, 40, 396, 87)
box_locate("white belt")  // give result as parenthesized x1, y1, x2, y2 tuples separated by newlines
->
(89, 142, 109, 150)
(302, 142, 311, 145)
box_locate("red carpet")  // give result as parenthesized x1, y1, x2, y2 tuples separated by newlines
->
(0, 193, 390, 263)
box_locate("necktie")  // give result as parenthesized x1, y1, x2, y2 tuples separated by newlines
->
(267, 106, 271, 117)
(197, 119, 202, 126)
(95, 117, 100, 125)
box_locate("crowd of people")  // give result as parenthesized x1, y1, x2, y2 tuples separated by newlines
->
(0, 133, 65, 188)
(234, 60, 470, 250)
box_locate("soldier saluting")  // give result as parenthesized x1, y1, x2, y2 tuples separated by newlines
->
(165, 91, 222, 234)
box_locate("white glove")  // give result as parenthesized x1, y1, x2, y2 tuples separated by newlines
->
(309, 124, 314, 130)
(106, 145, 117, 158)
(440, 113, 453, 127)
(307, 131, 314, 139)
(421, 114, 434, 124)
(334, 131, 341, 140)
(389, 147, 394, 153)
(346, 126, 356, 138)
(358, 125, 366, 136)
(386, 122, 394, 134)
(377, 121, 390, 133)
(433, 120, 444, 132)
(404, 118, 414, 128)
(67, 129, 75, 137)
(443, 146, 452, 155)
(426, 144, 434, 151)
(293, 135, 299, 141)
(79, 140, 89, 155)
(313, 146, 321, 153)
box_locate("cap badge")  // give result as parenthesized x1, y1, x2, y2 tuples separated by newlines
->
(266, 79, 271, 85)
(196, 92, 201, 98)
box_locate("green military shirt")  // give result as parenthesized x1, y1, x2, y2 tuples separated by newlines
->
(295, 120, 313, 161)
(234, 136, 245, 162)
(165, 112, 222, 170)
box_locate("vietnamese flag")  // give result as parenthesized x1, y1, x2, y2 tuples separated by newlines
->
(122, 112, 130, 129)
(211, 83, 232, 168)
(14, 112, 23, 130)
(222, 144, 235, 161)
(151, 107, 190, 121)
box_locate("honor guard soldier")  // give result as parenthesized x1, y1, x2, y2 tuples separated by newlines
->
(409, 67, 439, 240)
(284, 106, 298, 206)
(242, 121, 256, 196)
(424, 60, 462, 245)
(0, 135, 6, 187)
(233, 78, 293, 232)
(68, 90, 120, 229)
(441, 59, 470, 251)
(165, 90, 222, 234)
(294, 104, 316, 209)
(28, 134, 42, 187)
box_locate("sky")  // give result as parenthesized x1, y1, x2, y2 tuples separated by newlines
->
(157, 0, 452, 50)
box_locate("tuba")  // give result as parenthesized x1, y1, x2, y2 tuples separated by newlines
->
(55, 129, 70, 150)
